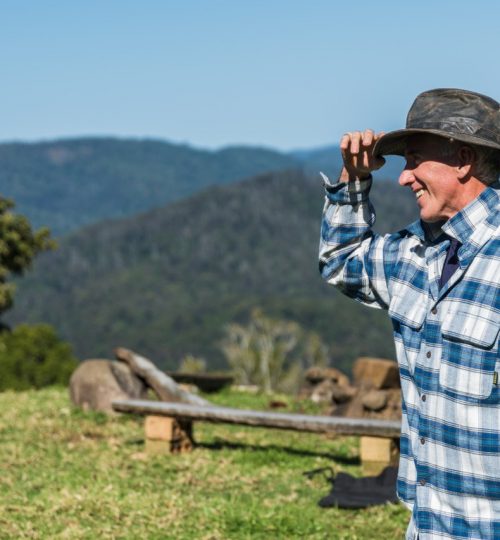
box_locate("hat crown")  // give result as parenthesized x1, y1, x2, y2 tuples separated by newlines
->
(406, 88, 500, 141)
(373, 88, 500, 157)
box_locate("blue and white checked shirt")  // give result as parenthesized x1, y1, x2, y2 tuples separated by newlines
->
(319, 175, 500, 540)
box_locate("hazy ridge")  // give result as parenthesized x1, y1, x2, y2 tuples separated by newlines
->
(0, 137, 298, 235)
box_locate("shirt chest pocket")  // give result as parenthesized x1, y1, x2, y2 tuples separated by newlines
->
(440, 310, 500, 400)
(388, 290, 428, 330)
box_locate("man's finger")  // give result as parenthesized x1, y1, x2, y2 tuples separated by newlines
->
(340, 133, 351, 151)
(350, 131, 361, 154)
(362, 129, 374, 147)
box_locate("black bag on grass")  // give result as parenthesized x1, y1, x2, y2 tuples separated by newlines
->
(304, 466, 399, 509)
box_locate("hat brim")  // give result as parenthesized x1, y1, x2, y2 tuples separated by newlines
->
(373, 128, 500, 158)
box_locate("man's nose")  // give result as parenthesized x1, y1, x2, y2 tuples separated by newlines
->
(398, 168, 414, 186)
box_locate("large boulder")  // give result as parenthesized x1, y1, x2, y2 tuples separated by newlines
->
(352, 357, 400, 390)
(69, 359, 149, 414)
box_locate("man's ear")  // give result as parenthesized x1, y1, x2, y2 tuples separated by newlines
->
(457, 146, 474, 180)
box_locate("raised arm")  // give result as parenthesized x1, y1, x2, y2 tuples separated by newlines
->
(319, 129, 402, 309)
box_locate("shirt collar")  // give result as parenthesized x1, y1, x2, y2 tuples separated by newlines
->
(406, 184, 500, 246)
(442, 184, 500, 244)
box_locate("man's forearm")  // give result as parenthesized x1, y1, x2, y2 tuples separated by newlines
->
(319, 172, 374, 283)
(318, 171, 396, 310)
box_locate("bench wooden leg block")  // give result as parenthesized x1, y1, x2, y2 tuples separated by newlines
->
(360, 436, 399, 476)
(144, 415, 193, 454)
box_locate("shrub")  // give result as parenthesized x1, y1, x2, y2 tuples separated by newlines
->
(0, 324, 77, 391)
(178, 355, 207, 373)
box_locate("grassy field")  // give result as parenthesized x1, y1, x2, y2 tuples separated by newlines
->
(0, 387, 409, 539)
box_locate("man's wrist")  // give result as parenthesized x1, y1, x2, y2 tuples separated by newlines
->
(321, 170, 372, 204)
(339, 167, 372, 183)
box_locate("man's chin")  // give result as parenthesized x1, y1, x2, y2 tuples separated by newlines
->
(419, 208, 443, 223)
(420, 213, 447, 224)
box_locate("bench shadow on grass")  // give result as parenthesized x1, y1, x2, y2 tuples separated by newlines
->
(124, 437, 359, 465)
(195, 439, 359, 465)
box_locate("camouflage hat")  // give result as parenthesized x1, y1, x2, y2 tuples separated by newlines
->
(373, 88, 500, 157)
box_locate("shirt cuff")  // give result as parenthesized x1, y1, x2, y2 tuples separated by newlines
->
(320, 171, 373, 204)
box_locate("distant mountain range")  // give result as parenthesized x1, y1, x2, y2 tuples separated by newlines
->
(0, 138, 297, 235)
(0, 137, 405, 236)
(8, 168, 418, 373)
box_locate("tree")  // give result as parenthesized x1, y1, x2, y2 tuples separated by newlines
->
(0, 197, 54, 315)
(220, 309, 329, 393)
(0, 197, 74, 391)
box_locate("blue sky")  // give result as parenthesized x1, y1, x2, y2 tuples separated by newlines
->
(1, 0, 499, 151)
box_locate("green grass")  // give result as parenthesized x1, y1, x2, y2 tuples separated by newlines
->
(0, 387, 409, 539)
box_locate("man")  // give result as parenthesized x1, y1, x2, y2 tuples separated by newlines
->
(319, 88, 500, 539)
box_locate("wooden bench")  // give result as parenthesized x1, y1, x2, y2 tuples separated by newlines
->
(112, 399, 401, 472)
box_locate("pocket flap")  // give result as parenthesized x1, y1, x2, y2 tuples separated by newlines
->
(441, 309, 500, 348)
(439, 360, 496, 400)
(388, 292, 428, 330)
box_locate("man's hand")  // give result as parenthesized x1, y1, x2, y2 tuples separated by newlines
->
(340, 129, 386, 181)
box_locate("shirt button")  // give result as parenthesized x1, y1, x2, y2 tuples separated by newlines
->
(421, 395, 427, 402)
(420, 479, 426, 486)
(431, 307, 437, 315)
(420, 437, 425, 445)
(426, 351, 431, 358)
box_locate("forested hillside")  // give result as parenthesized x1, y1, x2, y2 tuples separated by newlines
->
(8, 169, 418, 373)
(0, 137, 406, 238)
(0, 138, 297, 235)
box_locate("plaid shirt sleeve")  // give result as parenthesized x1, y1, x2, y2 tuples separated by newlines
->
(319, 173, 404, 310)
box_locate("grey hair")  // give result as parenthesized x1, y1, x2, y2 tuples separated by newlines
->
(473, 146, 500, 185)
(439, 139, 500, 185)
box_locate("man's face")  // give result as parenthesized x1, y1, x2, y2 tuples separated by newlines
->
(398, 135, 469, 223)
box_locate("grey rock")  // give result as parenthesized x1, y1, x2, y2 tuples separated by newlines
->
(69, 359, 149, 414)
(310, 379, 336, 404)
(305, 366, 350, 387)
(330, 383, 357, 404)
(362, 390, 388, 412)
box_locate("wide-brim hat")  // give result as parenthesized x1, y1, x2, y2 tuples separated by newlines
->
(373, 88, 500, 157)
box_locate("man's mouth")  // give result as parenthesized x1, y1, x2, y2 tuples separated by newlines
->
(415, 189, 425, 199)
